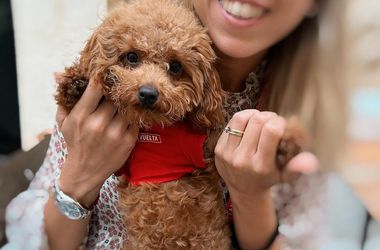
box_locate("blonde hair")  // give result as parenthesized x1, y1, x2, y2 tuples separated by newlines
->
(267, 0, 349, 169)
(108, 0, 349, 169)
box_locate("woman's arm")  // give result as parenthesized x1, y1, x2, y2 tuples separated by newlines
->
(215, 109, 318, 250)
(231, 190, 278, 250)
(43, 79, 138, 249)
(44, 194, 90, 250)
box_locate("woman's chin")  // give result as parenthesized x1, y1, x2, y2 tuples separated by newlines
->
(212, 36, 263, 59)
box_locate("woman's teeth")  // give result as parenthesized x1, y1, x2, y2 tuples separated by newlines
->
(220, 0, 265, 19)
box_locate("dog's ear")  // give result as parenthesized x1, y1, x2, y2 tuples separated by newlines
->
(195, 69, 225, 129)
(79, 25, 120, 81)
(55, 24, 118, 109)
(189, 34, 225, 129)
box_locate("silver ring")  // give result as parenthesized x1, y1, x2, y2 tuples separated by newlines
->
(223, 126, 244, 137)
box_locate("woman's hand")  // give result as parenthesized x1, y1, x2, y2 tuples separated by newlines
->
(56, 78, 139, 208)
(215, 109, 319, 198)
(215, 109, 319, 249)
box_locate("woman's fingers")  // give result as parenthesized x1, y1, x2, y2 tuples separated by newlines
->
(125, 124, 139, 139)
(255, 116, 286, 172)
(215, 109, 320, 195)
(92, 100, 118, 125)
(238, 112, 277, 155)
(72, 79, 104, 115)
(278, 152, 319, 183)
(107, 112, 131, 138)
(286, 152, 319, 174)
(123, 124, 139, 149)
(220, 110, 258, 151)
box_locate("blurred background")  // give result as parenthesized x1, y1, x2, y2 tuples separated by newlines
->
(0, 0, 107, 245)
(0, 0, 379, 248)
(0, 0, 20, 159)
(342, 0, 380, 224)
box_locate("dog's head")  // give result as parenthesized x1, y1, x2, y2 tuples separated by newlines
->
(79, 0, 224, 129)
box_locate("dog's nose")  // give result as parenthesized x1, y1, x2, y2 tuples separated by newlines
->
(138, 86, 159, 107)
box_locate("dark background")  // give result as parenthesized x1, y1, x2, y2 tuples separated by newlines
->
(0, 0, 21, 155)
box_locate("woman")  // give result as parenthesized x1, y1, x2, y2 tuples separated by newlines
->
(5, 0, 346, 249)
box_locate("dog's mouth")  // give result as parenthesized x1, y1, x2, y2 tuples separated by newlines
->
(131, 103, 161, 113)
(123, 104, 187, 128)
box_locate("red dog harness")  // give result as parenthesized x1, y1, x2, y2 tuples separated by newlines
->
(117, 122, 207, 185)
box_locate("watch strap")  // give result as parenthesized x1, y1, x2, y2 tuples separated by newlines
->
(53, 174, 92, 220)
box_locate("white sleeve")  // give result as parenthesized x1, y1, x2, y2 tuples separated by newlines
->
(272, 172, 329, 250)
(4, 125, 67, 250)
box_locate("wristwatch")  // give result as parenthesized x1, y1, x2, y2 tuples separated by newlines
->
(53, 174, 92, 220)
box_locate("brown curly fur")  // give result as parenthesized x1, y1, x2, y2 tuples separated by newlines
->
(55, 0, 223, 129)
(55, 0, 230, 249)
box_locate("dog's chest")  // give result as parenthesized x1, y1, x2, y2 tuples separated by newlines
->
(121, 122, 207, 185)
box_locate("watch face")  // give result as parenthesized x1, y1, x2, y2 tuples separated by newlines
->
(58, 201, 82, 220)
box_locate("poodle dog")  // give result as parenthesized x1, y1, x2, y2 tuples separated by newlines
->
(55, 0, 231, 249)
(55, 0, 309, 248)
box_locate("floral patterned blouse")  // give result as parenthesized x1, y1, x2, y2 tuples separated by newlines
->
(4, 65, 329, 250)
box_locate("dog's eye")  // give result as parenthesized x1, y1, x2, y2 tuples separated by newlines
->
(127, 52, 139, 64)
(122, 52, 139, 66)
(169, 61, 183, 76)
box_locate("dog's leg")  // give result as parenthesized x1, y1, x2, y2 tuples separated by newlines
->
(119, 175, 231, 250)
(55, 63, 89, 110)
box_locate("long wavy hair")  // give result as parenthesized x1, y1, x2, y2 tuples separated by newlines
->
(265, 0, 349, 169)
(108, 0, 349, 169)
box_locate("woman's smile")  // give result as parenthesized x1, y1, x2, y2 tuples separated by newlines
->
(194, 0, 313, 58)
(218, 0, 268, 27)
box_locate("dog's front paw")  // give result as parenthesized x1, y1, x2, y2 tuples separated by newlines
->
(55, 65, 89, 109)
(276, 116, 310, 170)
